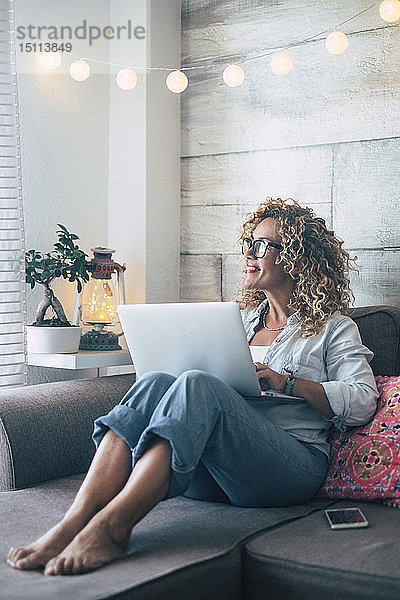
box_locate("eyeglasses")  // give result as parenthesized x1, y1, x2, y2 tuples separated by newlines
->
(241, 237, 283, 258)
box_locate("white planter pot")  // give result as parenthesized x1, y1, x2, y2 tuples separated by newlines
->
(27, 325, 82, 354)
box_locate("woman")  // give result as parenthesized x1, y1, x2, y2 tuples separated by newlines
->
(7, 198, 378, 576)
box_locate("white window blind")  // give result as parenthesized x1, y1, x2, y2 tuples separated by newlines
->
(0, 0, 27, 388)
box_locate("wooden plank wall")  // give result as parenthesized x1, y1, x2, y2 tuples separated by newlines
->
(180, 0, 400, 307)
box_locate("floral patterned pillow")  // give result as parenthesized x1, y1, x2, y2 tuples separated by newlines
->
(319, 376, 400, 507)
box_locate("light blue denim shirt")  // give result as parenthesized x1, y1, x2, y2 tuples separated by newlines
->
(241, 299, 379, 457)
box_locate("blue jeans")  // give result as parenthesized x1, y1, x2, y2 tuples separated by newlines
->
(93, 370, 329, 508)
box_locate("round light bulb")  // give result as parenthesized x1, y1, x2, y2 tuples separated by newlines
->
(116, 68, 138, 90)
(69, 59, 90, 82)
(325, 30, 349, 55)
(37, 51, 62, 71)
(166, 70, 188, 94)
(222, 64, 245, 87)
(270, 52, 293, 76)
(379, 0, 400, 22)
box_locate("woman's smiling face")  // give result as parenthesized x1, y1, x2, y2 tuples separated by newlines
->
(243, 217, 294, 292)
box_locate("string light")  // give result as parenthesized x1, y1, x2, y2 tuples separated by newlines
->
(222, 64, 245, 87)
(379, 0, 400, 21)
(325, 30, 349, 54)
(69, 59, 90, 82)
(166, 70, 188, 93)
(270, 52, 293, 75)
(48, 2, 397, 89)
(116, 68, 138, 90)
(37, 52, 61, 71)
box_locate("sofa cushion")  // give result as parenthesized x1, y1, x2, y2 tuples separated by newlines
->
(0, 475, 332, 600)
(348, 306, 400, 376)
(243, 500, 400, 600)
(319, 375, 400, 507)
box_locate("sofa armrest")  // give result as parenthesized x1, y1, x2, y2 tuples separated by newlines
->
(0, 374, 135, 491)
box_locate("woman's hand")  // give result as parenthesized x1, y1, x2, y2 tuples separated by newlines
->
(254, 362, 287, 392)
(254, 362, 335, 417)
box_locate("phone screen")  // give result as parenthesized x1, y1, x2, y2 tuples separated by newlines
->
(325, 508, 368, 528)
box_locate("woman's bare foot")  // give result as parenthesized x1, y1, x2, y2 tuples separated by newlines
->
(44, 513, 131, 576)
(7, 509, 93, 571)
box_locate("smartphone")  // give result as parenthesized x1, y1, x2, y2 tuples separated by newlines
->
(325, 507, 369, 529)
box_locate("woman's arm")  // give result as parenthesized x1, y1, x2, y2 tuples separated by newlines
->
(254, 364, 334, 418)
(319, 317, 379, 430)
(254, 316, 379, 428)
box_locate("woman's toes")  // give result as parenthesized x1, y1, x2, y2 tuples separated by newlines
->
(6, 548, 16, 566)
(43, 557, 57, 576)
(62, 556, 74, 576)
(76, 556, 89, 575)
(13, 558, 27, 570)
(7, 547, 27, 566)
(6, 546, 14, 561)
(45, 556, 68, 577)
(14, 550, 44, 571)
(56, 557, 67, 576)
(8, 551, 27, 569)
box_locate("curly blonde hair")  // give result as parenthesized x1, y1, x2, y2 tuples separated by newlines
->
(235, 198, 356, 337)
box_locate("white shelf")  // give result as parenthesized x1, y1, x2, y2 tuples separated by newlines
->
(28, 349, 134, 370)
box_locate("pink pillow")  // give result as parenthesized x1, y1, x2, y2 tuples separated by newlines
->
(319, 376, 400, 507)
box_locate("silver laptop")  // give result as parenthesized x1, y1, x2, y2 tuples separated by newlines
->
(117, 302, 261, 398)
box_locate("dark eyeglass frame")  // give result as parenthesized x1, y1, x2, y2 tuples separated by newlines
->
(241, 237, 283, 258)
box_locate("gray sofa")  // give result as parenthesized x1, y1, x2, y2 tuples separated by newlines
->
(1, 305, 399, 600)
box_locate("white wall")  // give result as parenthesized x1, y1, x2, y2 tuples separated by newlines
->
(16, 0, 110, 326)
(16, 0, 110, 383)
(108, 0, 181, 306)
(15, 0, 181, 384)
(108, 0, 147, 304)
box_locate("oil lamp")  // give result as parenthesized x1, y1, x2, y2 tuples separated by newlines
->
(73, 247, 126, 351)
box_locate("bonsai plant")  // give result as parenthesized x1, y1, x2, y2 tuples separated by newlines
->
(25, 224, 90, 353)
(26, 224, 90, 326)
